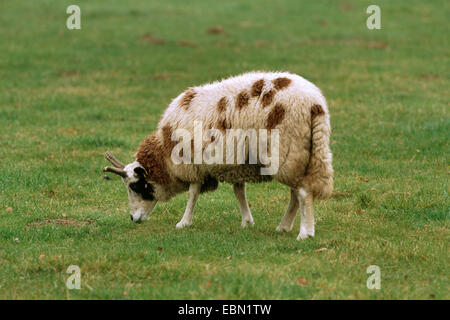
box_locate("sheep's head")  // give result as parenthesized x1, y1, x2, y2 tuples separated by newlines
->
(103, 152, 157, 222)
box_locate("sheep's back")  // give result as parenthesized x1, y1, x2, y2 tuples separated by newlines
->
(160, 71, 326, 134)
(157, 71, 328, 184)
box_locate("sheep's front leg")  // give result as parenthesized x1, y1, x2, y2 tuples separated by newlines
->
(176, 183, 201, 229)
(296, 188, 315, 240)
(276, 188, 299, 232)
(233, 183, 254, 228)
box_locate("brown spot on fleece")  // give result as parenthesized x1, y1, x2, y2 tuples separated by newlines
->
(217, 117, 231, 132)
(250, 79, 265, 97)
(217, 96, 228, 113)
(136, 133, 171, 185)
(161, 124, 177, 157)
(261, 90, 275, 108)
(235, 91, 249, 110)
(179, 88, 196, 109)
(311, 104, 325, 117)
(266, 103, 286, 130)
(272, 77, 292, 90)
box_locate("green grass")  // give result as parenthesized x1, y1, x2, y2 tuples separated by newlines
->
(0, 0, 448, 299)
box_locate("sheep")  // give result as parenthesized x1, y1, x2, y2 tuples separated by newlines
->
(103, 71, 333, 240)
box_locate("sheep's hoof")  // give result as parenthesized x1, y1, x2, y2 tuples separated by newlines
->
(276, 224, 292, 232)
(176, 220, 192, 229)
(241, 218, 254, 228)
(296, 233, 311, 240)
(296, 226, 314, 240)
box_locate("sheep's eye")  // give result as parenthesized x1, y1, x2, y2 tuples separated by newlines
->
(134, 167, 147, 178)
(129, 182, 138, 193)
(129, 179, 154, 201)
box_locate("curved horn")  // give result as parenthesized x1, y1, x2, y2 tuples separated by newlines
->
(103, 166, 128, 178)
(105, 151, 125, 168)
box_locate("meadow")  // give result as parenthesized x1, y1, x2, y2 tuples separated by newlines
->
(0, 0, 448, 299)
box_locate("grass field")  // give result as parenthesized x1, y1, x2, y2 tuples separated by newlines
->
(0, 0, 448, 299)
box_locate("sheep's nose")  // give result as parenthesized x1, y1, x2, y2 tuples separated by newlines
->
(130, 214, 133, 221)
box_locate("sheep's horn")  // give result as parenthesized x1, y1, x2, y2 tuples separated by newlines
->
(105, 152, 125, 168)
(103, 166, 128, 178)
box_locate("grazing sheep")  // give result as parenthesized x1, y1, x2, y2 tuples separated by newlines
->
(103, 71, 333, 240)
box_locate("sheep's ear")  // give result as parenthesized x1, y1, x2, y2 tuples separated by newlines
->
(134, 167, 147, 178)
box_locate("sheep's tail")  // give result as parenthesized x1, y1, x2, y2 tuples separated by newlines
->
(303, 104, 334, 200)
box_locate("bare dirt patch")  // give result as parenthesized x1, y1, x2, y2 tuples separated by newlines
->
(339, 2, 354, 11)
(206, 26, 224, 34)
(141, 33, 166, 45)
(27, 219, 95, 228)
(420, 73, 440, 79)
(177, 40, 198, 48)
(154, 72, 170, 80)
(365, 41, 389, 50)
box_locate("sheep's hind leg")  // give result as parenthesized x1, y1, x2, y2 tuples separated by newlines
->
(176, 183, 201, 229)
(296, 188, 315, 240)
(233, 183, 254, 228)
(276, 188, 299, 232)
